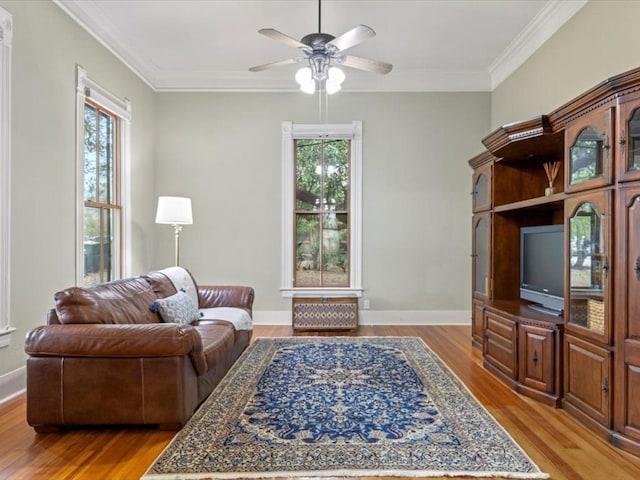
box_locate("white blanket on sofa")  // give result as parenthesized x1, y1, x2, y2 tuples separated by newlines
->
(160, 266, 199, 306)
(200, 307, 253, 331)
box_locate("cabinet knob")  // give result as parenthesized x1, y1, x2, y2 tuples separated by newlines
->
(635, 256, 640, 280)
(532, 350, 539, 366)
(602, 378, 609, 398)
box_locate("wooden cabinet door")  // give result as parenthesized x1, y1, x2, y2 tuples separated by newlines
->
(614, 185, 640, 443)
(472, 298, 485, 348)
(564, 334, 612, 427)
(519, 323, 555, 394)
(617, 92, 640, 183)
(565, 190, 612, 345)
(472, 162, 492, 212)
(484, 309, 517, 380)
(472, 212, 491, 298)
(565, 106, 614, 194)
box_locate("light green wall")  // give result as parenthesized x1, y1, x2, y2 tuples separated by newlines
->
(0, 0, 156, 377)
(154, 92, 488, 311)
(492, 0, 640, 128)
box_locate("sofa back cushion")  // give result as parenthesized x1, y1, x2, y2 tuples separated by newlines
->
(55, 277, 160, 325)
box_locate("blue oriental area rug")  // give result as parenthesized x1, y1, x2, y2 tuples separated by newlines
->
(142, 337, 548, 479)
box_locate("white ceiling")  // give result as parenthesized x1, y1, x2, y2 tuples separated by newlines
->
(55, 0, 587, 92)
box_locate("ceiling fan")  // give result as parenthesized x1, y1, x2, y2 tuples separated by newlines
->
(249, 0, 393, 94)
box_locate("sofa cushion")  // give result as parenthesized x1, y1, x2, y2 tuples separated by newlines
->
(55, 277, 160, 325)
(193, 323, 235, 371)
(152, 290, 202, 325)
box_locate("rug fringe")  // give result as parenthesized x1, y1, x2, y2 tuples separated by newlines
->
(142, 468, 550, 480)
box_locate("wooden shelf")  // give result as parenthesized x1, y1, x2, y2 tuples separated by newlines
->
(494, 192, 566, 212)
(486, 299, 564, 327)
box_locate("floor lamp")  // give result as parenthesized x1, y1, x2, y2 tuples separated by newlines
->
(155, 196, 193, 266)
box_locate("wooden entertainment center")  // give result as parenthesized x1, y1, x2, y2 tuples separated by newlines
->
(470, 66, 640, 457)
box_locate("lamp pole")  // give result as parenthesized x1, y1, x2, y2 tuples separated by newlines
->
(173, 223, 183, 266)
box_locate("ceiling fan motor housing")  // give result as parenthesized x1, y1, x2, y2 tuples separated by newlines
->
(301, 32, 336, 52)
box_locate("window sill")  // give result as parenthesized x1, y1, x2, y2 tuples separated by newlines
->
(281, 287, 363, 298)
(0, 327, 15, 348)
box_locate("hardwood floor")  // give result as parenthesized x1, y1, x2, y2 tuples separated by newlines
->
(2, 325, 640, 479)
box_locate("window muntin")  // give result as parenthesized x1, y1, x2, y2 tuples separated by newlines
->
(294, 138, 350, 287)
(83, 100, 121, 286)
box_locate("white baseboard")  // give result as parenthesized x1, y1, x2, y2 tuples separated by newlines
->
(253, 310, 471, 326)
(0, 365, 26, 405)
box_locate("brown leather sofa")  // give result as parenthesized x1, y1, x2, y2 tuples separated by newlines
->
(24, 267, 254, 432)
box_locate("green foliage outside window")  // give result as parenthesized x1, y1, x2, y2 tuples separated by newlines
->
(294, 139, 350, 287)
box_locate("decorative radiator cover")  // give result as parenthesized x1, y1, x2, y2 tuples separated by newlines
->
(292, 297, 358, 331)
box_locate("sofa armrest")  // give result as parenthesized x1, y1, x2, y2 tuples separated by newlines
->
(25, 324, 208, 375)
(197, 286, 254, 314)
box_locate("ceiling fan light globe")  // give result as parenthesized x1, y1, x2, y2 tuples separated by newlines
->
(300, 81, 316, 94)
(328, 67, 345, 85)
(326, 80, 341, 95)
(295, 67, 312, 85)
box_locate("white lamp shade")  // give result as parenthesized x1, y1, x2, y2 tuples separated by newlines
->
(155, 196, 193, 225)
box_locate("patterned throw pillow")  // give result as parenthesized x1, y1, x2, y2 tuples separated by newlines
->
(151, 290, 201, 324)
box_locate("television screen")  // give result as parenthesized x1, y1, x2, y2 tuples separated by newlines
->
(520, 224, 564, 313)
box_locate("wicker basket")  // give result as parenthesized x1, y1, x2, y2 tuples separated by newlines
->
(587, 299, 605, 333)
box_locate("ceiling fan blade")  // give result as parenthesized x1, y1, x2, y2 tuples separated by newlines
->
(249, 58, 296, 72)
(328, 25, 375, 52)
(341, 55, 393, 75)
(258, 28, 307, 49)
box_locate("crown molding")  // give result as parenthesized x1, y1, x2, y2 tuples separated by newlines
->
(489, 0, 588, 90)
(56, 0, 585, 93)
(54, 0, 158, 90)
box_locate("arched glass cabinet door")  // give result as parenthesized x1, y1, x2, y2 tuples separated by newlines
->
(473, 214, 489, 296)
(618, 98, 640, 182)
(626, 108, 640, 171)
(567, 200, 608, 338)
(474, 174, 488, 209)
(472, 162, 492, 212)
(569, 127, 606, 185)
(565, 108, 613, 193)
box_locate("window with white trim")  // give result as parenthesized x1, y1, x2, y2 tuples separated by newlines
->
(76, 66, 131, 286)
(0, 7, 12, 346)
(281, 121, 362, 298)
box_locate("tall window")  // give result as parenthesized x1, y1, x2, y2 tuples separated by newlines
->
(282, 122, 362, 297)
(82, 100, 120, 285)
(295, 138, 350, 287)
(76, 66, 131, 287)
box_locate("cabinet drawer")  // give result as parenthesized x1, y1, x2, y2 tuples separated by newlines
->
(484, 309, 517, 379)
(485, 309, 516, 342)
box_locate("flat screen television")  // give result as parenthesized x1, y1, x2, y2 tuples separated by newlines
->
(520, 224, 564, 315)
